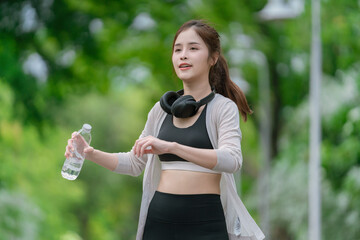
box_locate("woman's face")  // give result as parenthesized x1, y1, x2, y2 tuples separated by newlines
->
(172, 27, 213, 84)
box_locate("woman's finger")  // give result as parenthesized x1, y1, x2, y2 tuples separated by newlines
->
(65, 147, 71, 158)
(65, 141, 70, 156)
(134, 139, 140, 157)
(135, 137, 146, 157)
(140, 140, 152, 157)
(134, 136, 154, 157)
(67, 139, 74, 151)
(65, 145, 73, 157)
(143, 149, 153, 155)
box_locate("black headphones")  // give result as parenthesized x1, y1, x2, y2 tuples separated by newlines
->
(160, 89, 215, 118)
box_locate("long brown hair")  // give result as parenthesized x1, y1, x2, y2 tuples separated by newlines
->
(172, 20, 253, 121)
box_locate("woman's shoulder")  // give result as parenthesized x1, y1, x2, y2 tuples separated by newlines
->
(212, 93, 238, 111)
(206, 94, 239, 123)
(151, 101, 162, 111)
(147, 101, 165, 119)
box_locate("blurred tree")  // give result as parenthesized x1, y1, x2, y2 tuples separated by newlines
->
(0, 0, 359, 239)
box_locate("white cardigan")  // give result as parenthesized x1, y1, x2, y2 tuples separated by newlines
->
(113, 94, 265, 240)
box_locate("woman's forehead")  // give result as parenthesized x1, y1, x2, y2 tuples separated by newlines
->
(175, 28, 204, 46)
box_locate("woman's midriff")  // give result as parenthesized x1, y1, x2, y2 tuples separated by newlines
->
(157, 170, 221, 195)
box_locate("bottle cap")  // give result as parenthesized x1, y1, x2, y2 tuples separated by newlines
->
(82, 123, 92, 132)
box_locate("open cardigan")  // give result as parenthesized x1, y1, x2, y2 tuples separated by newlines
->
(113, 93, 265, 240)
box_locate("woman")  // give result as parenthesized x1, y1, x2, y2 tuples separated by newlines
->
(65, 20, 265, 240)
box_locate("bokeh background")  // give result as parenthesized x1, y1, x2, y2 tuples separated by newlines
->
(0, 0, 359, 239)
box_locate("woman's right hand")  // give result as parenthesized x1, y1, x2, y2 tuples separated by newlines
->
(64, 132, 77, 159)
(64, 131, 94, 159)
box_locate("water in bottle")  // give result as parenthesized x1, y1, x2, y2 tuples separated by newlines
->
(61, 124, 92, 180)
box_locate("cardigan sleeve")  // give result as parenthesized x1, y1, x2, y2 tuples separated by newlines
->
(212, 100, 243, 173)
(112, 104, 157, 177)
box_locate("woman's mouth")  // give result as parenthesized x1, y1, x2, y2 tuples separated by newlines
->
(179, 63, 192, 70)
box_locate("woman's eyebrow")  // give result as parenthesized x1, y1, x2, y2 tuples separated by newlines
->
(188, 42, 200, 45)
(174, 42, 201, 47)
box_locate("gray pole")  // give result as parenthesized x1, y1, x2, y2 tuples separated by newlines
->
(309, 0, 322, 239)
(256, 53, 272, 239)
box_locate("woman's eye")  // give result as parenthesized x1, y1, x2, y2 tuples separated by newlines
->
(190, 47, 198, 50)
(174, 49, 181, 52)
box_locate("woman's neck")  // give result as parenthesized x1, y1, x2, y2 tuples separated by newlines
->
(183, 82, 212, 101)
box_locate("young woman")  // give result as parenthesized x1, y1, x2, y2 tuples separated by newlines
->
(65, 20, 265, 240)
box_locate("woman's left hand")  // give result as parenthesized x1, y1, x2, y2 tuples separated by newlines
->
(133, 136, 174, 158)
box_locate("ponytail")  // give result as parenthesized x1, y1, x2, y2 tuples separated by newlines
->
(209, 54, 253, 122)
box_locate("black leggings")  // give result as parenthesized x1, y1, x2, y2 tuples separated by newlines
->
(143, 191, 229, 240)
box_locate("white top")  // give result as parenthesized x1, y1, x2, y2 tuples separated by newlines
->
(113, 94, 265, 240)
(161, 160, 219, 174)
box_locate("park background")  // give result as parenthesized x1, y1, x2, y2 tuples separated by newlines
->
(0, 0, 359, 239)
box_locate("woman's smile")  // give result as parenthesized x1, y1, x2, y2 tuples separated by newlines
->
(179, 62, 193, 70)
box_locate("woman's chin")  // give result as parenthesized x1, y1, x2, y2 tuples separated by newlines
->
(176, 74, 197, 83)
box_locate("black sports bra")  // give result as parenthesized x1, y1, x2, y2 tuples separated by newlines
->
(157, 105, 214, 162)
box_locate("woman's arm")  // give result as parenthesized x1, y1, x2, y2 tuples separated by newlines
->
(85, 149, 119, 171)
(65, 133, 148, 177)
(86, 147, 147, 177)
(212, 101, 242, 173)
(64, 134, 121, 171)
(64, 103, 160, 176)
(134, 136, 217, 169)
(134, 100, 242, 173)
(170, 143, 218, 169)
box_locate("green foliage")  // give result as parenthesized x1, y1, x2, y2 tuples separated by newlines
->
(0, 0, 359, 239)
(0, 190, 42, 240)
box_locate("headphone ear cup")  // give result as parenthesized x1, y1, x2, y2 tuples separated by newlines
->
(171, 95, 198, 118)
(160, 91, 181, 114)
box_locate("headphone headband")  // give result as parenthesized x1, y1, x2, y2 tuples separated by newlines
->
(197, 89, 215, 106)
(160, 89, 215, 118)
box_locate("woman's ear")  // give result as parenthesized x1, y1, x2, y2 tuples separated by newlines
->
(211, 52, 220, 66)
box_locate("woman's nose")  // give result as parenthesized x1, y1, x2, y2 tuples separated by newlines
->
(180, 50, 187, 60)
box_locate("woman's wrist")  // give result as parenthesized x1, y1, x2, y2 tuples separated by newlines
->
(168, 142, 179, 155)
(166, 142, 217, 169)
(85, 148, 96, 161)
(83, 149, 119, 171)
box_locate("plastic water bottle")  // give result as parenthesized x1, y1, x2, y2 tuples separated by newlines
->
(61, 124, 92, 180)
